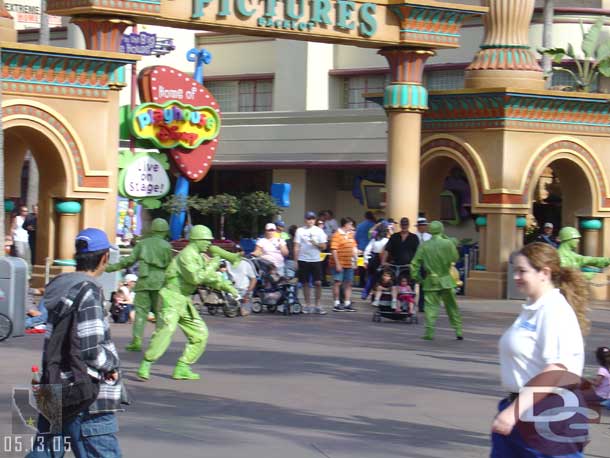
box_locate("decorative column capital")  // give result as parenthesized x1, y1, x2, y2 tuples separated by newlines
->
(71, 17, 133, 52)
(580, 219, 602, 230)
(378, 48, 434, 112)
(465, 0, 543, 89)
(55, 201, 82, 215)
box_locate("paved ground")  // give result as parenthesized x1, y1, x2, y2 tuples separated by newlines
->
(1, 291, 610, 458)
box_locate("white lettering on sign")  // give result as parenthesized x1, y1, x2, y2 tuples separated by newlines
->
(123, 156, 170, 198)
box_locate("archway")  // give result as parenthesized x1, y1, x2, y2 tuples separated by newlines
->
(419, 154, 476, 242)
(529, 158, 596, 238)
(4, 124, 70, 266)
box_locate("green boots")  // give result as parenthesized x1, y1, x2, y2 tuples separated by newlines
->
(137, 360, 200, 380)
(172, 362, 200, 380)
(137, 360, 152, 380)
(126, 338, 142, 352)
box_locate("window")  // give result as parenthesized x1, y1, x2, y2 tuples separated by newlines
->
(343, 74, 389, 109)
(238, 80, 273, 111)
(550, 70, 599, 92)
(205, 79, 273, 112)
(424, 70, 465, 91)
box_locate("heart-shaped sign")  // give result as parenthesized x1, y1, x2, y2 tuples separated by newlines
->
(138, 65, 221, 182)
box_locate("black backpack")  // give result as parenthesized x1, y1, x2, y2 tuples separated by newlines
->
(37, 281, 100, 424)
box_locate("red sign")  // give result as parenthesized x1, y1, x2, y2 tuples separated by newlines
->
(138, 66, 222, 182)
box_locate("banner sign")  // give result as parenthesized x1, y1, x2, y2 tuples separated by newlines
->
(120, 31, 158, 55)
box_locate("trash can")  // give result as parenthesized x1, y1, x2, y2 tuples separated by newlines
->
(0, 256, 28, 338)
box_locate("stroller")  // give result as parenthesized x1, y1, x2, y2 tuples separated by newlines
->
(372, 270, 418, 324)
(249, 257, 302, 315)
(195, 261, 241, 318)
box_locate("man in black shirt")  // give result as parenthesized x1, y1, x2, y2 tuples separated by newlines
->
(381, 217, 420, 279)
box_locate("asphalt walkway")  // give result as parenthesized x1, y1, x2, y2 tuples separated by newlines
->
(1, 292, 609, 458)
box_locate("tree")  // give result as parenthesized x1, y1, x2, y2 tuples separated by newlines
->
(194, 193, 239, 240)
(238, 191, 281, 237)
(540, 16, 610, 92)
(162, 194, 201, 235)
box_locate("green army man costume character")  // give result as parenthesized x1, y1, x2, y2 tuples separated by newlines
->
(557, 226, 610, 279)
(106, 218, 173, 351)
(410, 221, 463, 341)
(137, 225, 239, 381)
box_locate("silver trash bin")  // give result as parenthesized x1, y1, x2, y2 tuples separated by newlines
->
(0, 256, 28, 338)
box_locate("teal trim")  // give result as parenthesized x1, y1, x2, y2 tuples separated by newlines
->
(383, 84, 428, 110)
(53, 259, 77, 267)
(400, 28, 460, 37)
(4, 200, 15, 212)
(580, 219, 602, 230)
(516, 216, 527, 228)
(480, 44, 530, 49)
(474, 264, 487, 271)
(425, 116, 608, 127)
(475, 216, 487, 227)
(2, 78, 109, 90)
(55, 201, 82, 214)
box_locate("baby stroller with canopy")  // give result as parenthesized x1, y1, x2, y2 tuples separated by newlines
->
(249, 257, 302, 315)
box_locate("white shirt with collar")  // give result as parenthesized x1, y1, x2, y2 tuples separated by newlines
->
(498, 288, 584, 392)
(416, 231, 431, 243)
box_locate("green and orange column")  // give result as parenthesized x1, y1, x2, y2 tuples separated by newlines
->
(379, 48, 434, 224)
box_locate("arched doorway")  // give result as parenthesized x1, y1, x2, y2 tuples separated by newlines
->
(4, 124, 70, 267)
(529, 158, 595, 241)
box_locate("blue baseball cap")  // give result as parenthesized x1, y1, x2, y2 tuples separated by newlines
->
(75, 228, 117, 253)
(274, 220, 285, 227)
(305, 211, 317, 219)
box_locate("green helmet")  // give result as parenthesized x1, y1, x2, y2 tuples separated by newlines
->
(429, 220, 444, 235)
(558, 226, 581, 243)
(189, 225, 213, 240)
(151, 218, 169, 233)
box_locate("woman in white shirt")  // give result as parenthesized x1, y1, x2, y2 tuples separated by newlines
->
(253, 223, 288, 276)
(492, 242, 590, 457)
(361, 224, 389, 299)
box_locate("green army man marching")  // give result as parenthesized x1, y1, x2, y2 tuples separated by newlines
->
(137, 225, 238, 381)
(410, 221, 463, 341)
(106, 218, 173, 351)
(557, 226, 610, 279)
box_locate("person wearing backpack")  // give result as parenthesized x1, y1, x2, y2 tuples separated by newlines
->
(27, 228, 128, 458)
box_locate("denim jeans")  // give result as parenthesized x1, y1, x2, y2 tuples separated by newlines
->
(26, 411, 121, 458)
(25, 299, 48, 329)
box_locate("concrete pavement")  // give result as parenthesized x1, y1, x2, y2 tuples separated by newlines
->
(1, 292, 609, 458)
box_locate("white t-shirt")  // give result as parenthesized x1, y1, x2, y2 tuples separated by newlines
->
(498, 288, 584, 392)
(416, 231, 431, 243)
(256, 237, 286, 269)
(12, 215, 29, 242)
(294, 225, 328, 262)
(228, 260, 257, 294)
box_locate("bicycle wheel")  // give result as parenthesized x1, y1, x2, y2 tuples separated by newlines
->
(0, 313, 13, 342)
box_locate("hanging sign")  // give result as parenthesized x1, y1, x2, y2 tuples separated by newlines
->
(120, 31, 158, 55)
(137, 65, 223, 182)
(118, 150, 171, 208)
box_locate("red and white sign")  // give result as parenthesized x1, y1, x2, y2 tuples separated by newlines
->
(138, 66, 222, 182)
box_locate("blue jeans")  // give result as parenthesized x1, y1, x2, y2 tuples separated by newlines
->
(491, 398, 583, 458)
(25, 300, 48, 329)
(26, 411, 121, 458)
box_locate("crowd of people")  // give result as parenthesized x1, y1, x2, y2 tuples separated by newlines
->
(11, 206, 610, 458)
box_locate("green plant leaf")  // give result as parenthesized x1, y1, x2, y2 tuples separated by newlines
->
(566, 43, 576, 59)
(599, 58, 610, 77)
(582, 16, 605, 58)
(597, 39, 610, 61)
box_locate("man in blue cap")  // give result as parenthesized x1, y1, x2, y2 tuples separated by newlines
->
(27, 228, 127, 457)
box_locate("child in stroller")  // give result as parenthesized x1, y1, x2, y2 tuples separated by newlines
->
(372, 270, 418, 324)
(249, 257, 301, 315)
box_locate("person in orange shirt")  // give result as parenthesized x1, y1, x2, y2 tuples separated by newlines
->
(330, 217, 358, 312)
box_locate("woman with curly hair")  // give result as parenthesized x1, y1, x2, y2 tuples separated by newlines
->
(491, 242, 590, 457)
